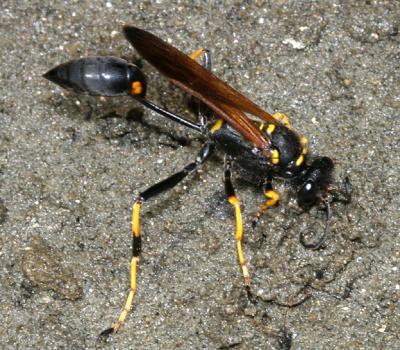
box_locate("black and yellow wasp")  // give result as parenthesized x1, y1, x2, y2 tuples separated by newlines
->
(44, 26, 336, 338)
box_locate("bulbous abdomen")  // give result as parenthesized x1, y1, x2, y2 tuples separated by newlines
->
(43, 56, 146, 97)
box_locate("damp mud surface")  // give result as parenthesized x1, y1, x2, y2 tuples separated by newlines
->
(0, 2, 399, 349)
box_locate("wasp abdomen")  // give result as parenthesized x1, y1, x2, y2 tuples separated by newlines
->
(43, 56, 146, 97)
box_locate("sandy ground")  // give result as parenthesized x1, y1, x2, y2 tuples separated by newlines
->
(1, 1, 399, 349)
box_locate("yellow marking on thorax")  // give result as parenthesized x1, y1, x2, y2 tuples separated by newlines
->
(273, 112, 291, 128)
(300, 136, 308, 155)
(271, 149, 279, 164)
(190, 48, 206, 61)
(131, 81, 143, 95)
(210, 118, 224, 133)
(296, 154, 305, 167)
(266, 124, 276, 134)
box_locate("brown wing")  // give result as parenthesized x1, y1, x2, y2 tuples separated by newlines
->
(123, 25, 276, 153)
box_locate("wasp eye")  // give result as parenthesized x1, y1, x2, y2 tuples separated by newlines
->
(298, 181, 318, 208)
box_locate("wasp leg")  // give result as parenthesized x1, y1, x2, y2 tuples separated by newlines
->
(133, 49, 213, 133)
(252, 179, 280, 229)
(134, 97, 203, 132)
(99, 142, 214, 340)
(189, 48, 213, 129)
(193, 51, 252, 300)
(134, 48, 207, 132)
(224, 159, 252, 299)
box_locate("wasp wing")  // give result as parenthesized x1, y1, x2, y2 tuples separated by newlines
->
(123, 26, 276, 153)
(171, 79, 271, 152)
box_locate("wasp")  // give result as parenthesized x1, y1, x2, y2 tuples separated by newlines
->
(44, 26, 336, 338)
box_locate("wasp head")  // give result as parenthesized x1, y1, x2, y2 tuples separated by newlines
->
(297, 157, 334, 209)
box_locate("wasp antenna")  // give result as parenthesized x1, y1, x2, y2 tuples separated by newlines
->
(299, 199, 331, 250)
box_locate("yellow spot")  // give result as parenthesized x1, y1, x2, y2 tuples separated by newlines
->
(131, 81, 143, 95)
(300, 137, 308, 155)
(190, 48, 205, 61)
(296, 154, 304, 167)
(271, 149, 279, 164)
(273, 112, 291, 127)
(210, 119, 224, 133)
(259, 123, 265, 131)
(266, 124, 276, 134)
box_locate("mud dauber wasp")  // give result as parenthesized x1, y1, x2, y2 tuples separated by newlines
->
(44, 26, 342, 339)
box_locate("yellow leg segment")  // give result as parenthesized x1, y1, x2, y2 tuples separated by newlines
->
(253, 190, 280, 227)
(100, 143, 214, 340)
(132, 201, 141, 237)
(110, 200, 142, 334)
(112, 257, 138, 333)
(228, 195, 250, 287)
